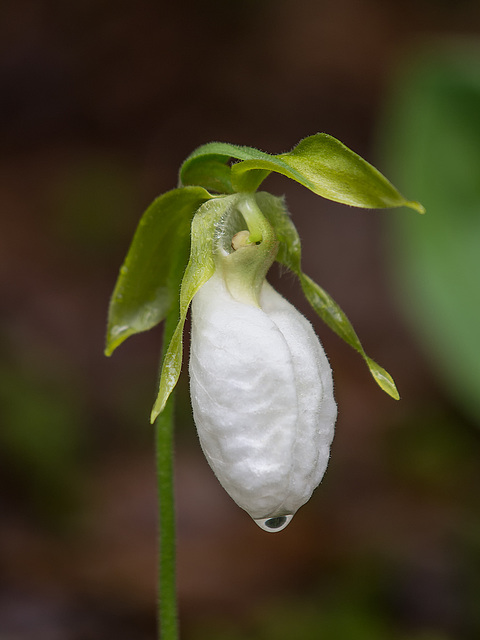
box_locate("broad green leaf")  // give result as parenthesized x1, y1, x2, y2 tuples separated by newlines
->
(233, 134, 424, 212)
(257, 191, 400, 399)
(151, 194, 241, 422)
(105, 186, 213, 356)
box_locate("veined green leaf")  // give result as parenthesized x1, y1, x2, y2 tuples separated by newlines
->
(105, 186, 213, 356)
(258, 191, 400, 399)
(151, 194, 241, 422)
(234, 134, 424, 212)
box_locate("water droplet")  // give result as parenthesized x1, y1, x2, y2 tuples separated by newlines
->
(254, 514, 293, 533)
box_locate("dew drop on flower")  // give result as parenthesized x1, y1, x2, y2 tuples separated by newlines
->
(254, 515, 293, 533)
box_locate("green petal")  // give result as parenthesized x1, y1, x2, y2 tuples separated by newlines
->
(257, 191, 399, 399)
(105, 186, 213, 356)
(300, 274, 399, 400)
(151, 194, 241, 422)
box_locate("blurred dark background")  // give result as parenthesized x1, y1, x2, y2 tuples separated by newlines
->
(1, 1, 480, 639)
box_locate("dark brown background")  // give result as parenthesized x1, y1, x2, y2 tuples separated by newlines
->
(1, 1, 480, 638)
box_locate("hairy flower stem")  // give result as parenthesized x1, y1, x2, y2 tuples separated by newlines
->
(155, 307, 179, 640)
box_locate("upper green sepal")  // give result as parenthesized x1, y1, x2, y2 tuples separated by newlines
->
(105, 186, 213, 356)
(179, 154, 235, 194)
(179, 134, 424, 214)
(179, 141, 273, 193)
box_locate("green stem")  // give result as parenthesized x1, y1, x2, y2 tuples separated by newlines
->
(155, 307, 179, 640)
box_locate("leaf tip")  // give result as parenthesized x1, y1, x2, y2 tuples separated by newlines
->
(150, 394, 167, 424)
(366, 358, 400, 400)
(104, 333, 118, 357)
(407, 200, 426, 214)
(375, 372, 400, 400)
(387, 385, 401, 401)
(104, 337, 124, 358)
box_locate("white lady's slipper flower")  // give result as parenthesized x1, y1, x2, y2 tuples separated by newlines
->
(189, 208, 337, 533)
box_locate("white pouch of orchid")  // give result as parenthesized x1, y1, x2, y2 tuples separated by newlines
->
(190, 264, 337, 532)
(187, 196, 337, 532)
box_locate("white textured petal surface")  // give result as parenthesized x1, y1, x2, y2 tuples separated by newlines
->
(189, 272, 337, 527)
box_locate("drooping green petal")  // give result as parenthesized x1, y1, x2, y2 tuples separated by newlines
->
(233, 134, 424, 213)
(299, 274, 399, 400)
(257, 191, 399, 400)
(105, 186, 213, 356)
(151, 194, 241, 422)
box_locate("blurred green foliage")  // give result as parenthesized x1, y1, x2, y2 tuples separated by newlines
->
(384, 408, 478, 496)
(0, 353, 84, 524)
(380, 42, 480, 425)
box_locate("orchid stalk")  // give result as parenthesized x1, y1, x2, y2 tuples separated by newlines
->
(105, 133, 424, 637)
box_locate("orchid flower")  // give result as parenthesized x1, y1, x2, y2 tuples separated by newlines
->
(106, 134, 424, 531)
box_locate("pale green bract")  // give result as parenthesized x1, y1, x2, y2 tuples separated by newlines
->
(106, 133, 423, 428)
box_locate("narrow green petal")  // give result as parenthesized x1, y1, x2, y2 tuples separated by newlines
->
(258, 191, 399, 399)
(366, 357, 400, 400)
(300, 274, 400, 400)
(151, 194, 241, 421)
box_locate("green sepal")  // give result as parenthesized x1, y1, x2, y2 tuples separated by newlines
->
(105, 186, 213, 356)
(178, 135, 424, 215)
(234, 134, 424, 212)
(179, 154, 235, 194)
(257, 192, 400, 400)
(150, 194, 242, 422)
(179, 141, 272, 193)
